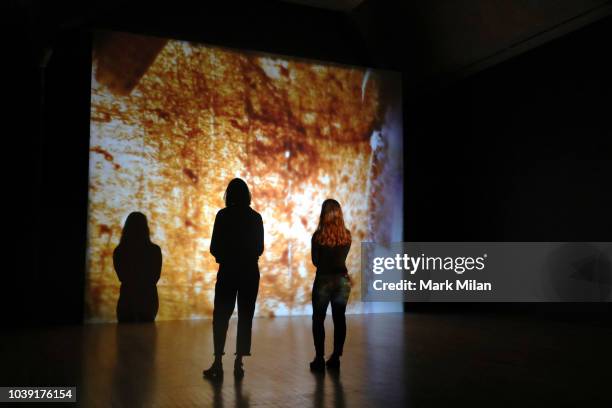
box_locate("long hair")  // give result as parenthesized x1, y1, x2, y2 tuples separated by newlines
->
(224, 178, 251, 207)
(119, 212, 152, 247)
(314, 199, 351, 246)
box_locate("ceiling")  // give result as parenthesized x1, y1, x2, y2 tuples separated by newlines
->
(280, 0, 365, 11)
(8, 0, 612, 94)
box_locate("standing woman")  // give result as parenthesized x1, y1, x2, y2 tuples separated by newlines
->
(203, 178, 264, 380)
(310, 199, 352, 371)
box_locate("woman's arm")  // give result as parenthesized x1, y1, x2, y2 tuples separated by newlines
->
(210, 211, 223, 263)
(113, 247, 124, 282)
(311, 235, 320, 267)
(341, 242, 351, 263)
(255, 213, 264, 257)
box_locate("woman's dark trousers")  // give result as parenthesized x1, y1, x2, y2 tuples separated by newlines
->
(312, 274, 351, 357)
(212, 265, 260, 356)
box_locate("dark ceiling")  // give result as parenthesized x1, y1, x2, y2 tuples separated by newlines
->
(351, 0, 611, 92)
(6, 0, 612, 94)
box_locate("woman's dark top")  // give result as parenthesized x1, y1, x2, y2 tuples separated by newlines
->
(210, 205, 264, 268)
(311, 235, 351, 276)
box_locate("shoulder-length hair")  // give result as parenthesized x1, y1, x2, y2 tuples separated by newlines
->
(119, 212, 152, 246)
(313, 199, 351, 246)
(224, 178, 251, 207)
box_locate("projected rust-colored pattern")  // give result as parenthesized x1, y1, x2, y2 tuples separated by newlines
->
(87, 32, 402, 321)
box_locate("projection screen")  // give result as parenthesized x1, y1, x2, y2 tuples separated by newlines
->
(86, 31, 403, 322)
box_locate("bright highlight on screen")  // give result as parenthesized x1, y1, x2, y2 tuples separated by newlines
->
(86, 31, 403, 321)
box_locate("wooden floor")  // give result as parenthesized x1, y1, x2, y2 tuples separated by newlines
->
(1, 313, 611, 407)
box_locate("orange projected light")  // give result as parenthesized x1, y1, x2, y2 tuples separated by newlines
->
(86, 32, 403, 322)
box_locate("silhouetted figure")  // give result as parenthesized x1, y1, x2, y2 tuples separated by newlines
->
(310, 199, 351, 372)
(203, 178, 264, 381)
(113, 212, 162, 322)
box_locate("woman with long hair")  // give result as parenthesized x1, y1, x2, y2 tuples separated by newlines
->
(310, 199, 352, 371)
(203, 178, 264, 381)
(113, 212, 162, 322)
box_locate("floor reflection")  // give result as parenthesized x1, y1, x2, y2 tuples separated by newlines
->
(312, 372, 324, 408)
(7, 314, 603, 407)
(328, 370, 346, 408)
(112, 323, 157, 407)
(365, 314, 407, 406)
(312, 370, 345, 408)
(206, 376, 224, 408)
(204, 372, 250, 408)
(234, 379, 250, 408)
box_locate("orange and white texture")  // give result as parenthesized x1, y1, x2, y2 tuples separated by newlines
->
(87, 32, 403, 322)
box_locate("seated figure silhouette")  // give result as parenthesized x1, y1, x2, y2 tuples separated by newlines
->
(113, 212, 162, 322)
(203, 178, 264, 381)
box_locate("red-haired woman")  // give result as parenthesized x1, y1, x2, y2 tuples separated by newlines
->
(310, 199, 352, 371)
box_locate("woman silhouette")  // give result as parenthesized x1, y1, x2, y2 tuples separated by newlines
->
(113, 212, 162, 322)
(310, 199, 352, 371)
(203, 178, 264, 380)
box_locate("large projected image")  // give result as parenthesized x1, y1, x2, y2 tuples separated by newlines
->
(87, 31, 403, 322)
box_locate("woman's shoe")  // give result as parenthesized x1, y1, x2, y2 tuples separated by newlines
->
(203, 362, 224, 381)
(310, 356, 325, 372)
(234, 359, 245, 380)
(326, 354, 340, 370)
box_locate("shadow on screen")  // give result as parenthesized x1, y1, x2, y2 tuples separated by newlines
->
(113, 211, 163, 322)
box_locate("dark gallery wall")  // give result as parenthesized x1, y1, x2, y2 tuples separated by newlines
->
(404, 16, 612, 321)
(3, 25, 92, 326)
(406, 16, 612, 241)
(2, 1, 610, 325)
